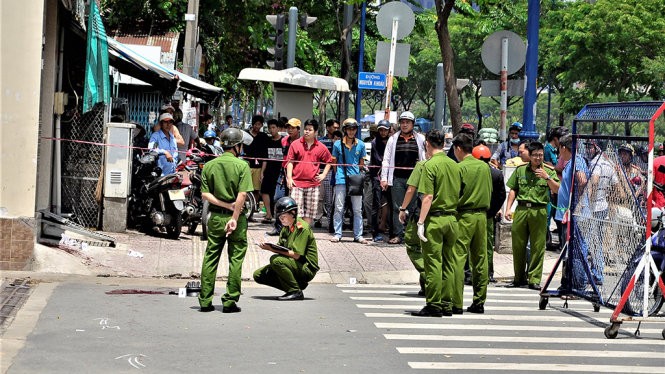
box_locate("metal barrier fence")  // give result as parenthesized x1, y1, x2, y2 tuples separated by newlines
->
(540, 101, 665, 339)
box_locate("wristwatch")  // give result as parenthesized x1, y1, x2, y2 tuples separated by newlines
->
(399, 207, 407, 212)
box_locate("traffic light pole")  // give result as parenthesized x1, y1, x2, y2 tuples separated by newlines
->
(287, 7, 298, 69)
(354, 1, 367, 126)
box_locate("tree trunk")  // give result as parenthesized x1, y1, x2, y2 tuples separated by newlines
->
(338, 4, 359, 120)
(435, 1, 462, 135)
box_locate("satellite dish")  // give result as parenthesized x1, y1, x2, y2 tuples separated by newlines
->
(376, 2, 415, 41)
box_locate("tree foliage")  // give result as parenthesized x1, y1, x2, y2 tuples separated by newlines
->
(541, 0, 665, 114)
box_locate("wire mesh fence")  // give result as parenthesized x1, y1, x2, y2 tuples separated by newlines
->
(61, 103, 106, 228)
(569, 138, 649, 312)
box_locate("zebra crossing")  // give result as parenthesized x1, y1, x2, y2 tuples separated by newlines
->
(338, 284, 665, 373)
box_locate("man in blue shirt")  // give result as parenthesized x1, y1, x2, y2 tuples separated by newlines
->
(331, 118, 367, 243)
(556, 134, 589, 289)
(490, 122, 522, 169)
(148, 113, 179, 175)
(545, 126, 569, 251)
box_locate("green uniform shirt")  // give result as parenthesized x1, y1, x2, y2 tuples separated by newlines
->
(406, 161, 425, 188)
(458, 155, 492, 211)
(506, 164, 558, 205)
(278, 218, 320, 272)
(418, 152, 462, 214)
(201, 152, 254, 201)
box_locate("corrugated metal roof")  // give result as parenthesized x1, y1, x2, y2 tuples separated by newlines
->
(111, 32, 179, 54)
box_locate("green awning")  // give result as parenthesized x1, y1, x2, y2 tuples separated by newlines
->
(83, 0, 110, 113)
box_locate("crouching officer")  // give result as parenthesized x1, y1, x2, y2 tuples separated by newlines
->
(198, 128, 254, 313)
(412, 130, 462, 317)
(254, 197, 320, 300)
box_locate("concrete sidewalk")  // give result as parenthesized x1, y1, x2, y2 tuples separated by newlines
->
(28, 217, 561, 285)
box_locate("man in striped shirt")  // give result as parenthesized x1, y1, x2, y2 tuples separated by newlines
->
(380, 111, 427, 244)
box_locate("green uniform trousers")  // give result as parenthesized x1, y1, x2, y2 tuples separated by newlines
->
(404, 219, 426, 290)
(486, 218, 495, 278)
(199, 213, 248, 308)
(452, 212, 488, 308)
(253, 255, 316, 293)
(421, 215, 459, 312)
(512, 206, 547, 285)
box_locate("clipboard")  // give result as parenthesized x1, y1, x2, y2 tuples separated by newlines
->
(265, 243, 290, 255)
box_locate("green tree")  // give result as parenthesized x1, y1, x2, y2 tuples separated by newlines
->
(541, 0, 665, 115)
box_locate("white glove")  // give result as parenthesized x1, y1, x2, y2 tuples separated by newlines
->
(417, 222, 428, 242)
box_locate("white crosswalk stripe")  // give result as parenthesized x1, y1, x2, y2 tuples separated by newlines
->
(337, 284, 665, 373)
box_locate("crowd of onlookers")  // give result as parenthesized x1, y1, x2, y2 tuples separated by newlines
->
(138, 102, 665, 315)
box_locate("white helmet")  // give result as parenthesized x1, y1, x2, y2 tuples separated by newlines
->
(399, 111, 415, 122)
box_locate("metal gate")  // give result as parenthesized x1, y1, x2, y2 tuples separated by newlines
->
(61, 103, 106, 228)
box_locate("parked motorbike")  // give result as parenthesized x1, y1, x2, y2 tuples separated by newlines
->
(128, 150, 186, 239)
(177, 148, 207, 236)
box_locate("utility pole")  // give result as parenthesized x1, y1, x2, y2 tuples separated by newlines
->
(182, 0, 200, 77)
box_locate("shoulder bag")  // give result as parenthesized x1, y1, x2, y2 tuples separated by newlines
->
(341, 142, 365, 196)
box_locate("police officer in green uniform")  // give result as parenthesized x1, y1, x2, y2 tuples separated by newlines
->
(505, 141, 559, 289)
(451, 134, 492, 314)
(198, 128, 254, 313)
(412, 130, 462, 317)
(398, 155, 431, 296)
(254, 197, 319, 300)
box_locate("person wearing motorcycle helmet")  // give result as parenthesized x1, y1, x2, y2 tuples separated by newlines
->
(380, 111, 426, 244)
(618, 143, 645, 195)
(636, 144, 649, 166)
(331, 118, 369, 243)
(447, 123, 476, 162)
(198, 127, 254, 314)
(473, 144, 506, 283)
(490, 121, 522, 169)
(370, 119, 394, 242)
(202, 130, 223, 157)
(254, 196, 320, 301)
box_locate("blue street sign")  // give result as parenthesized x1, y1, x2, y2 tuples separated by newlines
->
(358, 72, 386, 90)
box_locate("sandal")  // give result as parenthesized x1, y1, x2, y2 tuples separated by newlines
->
(354, 238, 369, 244)
(388, 237, 403, 245)
(330, 237, 341, 243)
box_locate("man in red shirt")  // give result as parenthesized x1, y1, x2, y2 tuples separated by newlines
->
(286, 119, 333, 225)
(653, 155, 665, 208)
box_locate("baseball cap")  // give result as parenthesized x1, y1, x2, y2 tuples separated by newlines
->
(161, 103, 174, 112)
(287, 118, 301, 127)
(159, 113, 174, 122)
(377, 120, 390, 130)
(460, 123, 476, 133)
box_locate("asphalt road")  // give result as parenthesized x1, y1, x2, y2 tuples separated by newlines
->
(3, 279, 665, 373)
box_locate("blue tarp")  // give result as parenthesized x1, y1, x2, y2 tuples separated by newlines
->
(360, 114, 375, 123)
